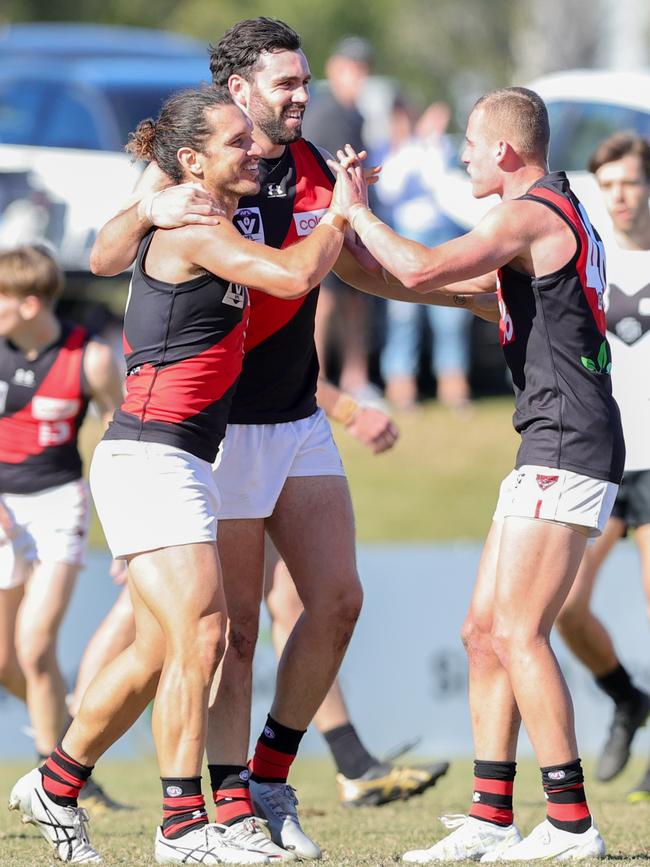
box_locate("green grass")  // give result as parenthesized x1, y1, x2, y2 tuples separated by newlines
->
(80, 397, 520, 548)
(2, 757, 649, 864)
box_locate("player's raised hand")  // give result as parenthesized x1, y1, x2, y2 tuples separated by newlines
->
(327, 148, 367, 217)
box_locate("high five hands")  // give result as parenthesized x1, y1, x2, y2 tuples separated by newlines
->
(327, 144, 380, 220)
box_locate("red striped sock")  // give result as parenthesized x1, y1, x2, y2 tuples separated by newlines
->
(209, 765, 255, 826)
(161, 777, 208, 840)
(469, 760, 516, 826)
(40, 746, 93, 807)
(249, 715, 305, 784)
(542, 759, 591, 834)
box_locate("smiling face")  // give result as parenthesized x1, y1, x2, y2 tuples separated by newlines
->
(190, 103, 262, 200)
(241, 48, 311, 147)
(461, 107, 503, 199)
(595, 152, 650, 236)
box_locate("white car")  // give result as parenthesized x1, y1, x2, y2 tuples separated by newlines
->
(437, 68, 650, 236)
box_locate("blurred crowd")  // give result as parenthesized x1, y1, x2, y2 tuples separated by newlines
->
(303, 35, 480, 412)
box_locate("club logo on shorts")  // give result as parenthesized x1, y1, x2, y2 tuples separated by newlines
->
(293, 209, 328, 237)
(166, 785, 183, 797)
(233, 207, 265, 244)
(548, 770, 566, 781)
(536, 474, 559, 491)
(222, 283, 247, 309)
(263, 725, 276, 739)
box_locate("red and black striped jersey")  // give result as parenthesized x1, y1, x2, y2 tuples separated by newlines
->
(0, 321, 90, 494)
(497, 171, 625, 484)
(105, 230, 249, 462)
(228, 138, 335, 424)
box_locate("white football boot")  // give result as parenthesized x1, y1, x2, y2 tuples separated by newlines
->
(154, 823, 269, 864)
(249, 781, 321, 860)
(402, 814, 522, 863)
(479, 819, 605, 861)
(219, 817, 296, 861)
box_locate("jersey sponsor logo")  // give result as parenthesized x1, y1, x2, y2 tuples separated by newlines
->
(233, 207, 265, 244)
(223, 283, 247, 309)
(536, 474, 559, 491)
(266, 183, 286, 198)
(293, 208, 328, 237)
(0, 381, 7, 414)
(32, 396, 81, 421)
(12, 368, 35, 387)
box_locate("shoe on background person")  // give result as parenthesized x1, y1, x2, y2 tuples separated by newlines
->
(595, 690, 650, 781)
(402, 814, 522, 863)
(79, 776, 133, 813)
(337, 759, 449, 807)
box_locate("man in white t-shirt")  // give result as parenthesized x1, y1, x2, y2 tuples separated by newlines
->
(557, 131, 650, 799)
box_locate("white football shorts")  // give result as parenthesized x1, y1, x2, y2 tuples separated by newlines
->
(213, 408, 346, 519)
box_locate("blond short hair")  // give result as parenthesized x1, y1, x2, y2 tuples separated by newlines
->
(473, 86, 550, 161)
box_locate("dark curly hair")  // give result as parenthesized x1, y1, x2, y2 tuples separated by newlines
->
(209, 17, 301, 86)
(126, 86, 233, 183)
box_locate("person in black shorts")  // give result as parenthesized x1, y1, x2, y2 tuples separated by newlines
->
(556, 132, 650, 797)
(331, 86, 624, 862)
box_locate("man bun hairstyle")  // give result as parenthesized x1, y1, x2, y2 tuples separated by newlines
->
(0, 245, 64, 303)
(474, 86, 550, 161)
(125, 86, 233, 183)
(588, 131, 650, 182)
(209, 17, 301, 86)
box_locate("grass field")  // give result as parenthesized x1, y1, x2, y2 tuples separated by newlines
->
(79, 396, 520, 548)
(2, 757, 650, 865)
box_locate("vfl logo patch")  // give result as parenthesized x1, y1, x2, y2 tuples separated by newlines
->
(293, 209, 328, 237)
(233, 207, 265, 244)
(536, 474, 559, 491)
(166, 785, 183, 797)
(223, 283, 247, 309)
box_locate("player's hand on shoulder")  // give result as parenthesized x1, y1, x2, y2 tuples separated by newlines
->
(346, 406, 399, 454)
(143, 182, 225, 229)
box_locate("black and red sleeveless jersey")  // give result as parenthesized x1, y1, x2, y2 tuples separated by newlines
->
(497, 171, 625, 484)
(105, 230, 249, 463)
(0, 321, 90, 494)
(228, 138, 335, 424)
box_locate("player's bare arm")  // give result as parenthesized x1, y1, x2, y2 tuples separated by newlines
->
(82, 340, 123, 428)
(89, 162, 223, 276)
(316, 378, 399, 455)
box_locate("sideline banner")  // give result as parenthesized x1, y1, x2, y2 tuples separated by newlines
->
(1, 543, 648, 759)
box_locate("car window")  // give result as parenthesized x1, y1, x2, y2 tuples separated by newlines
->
(548, 101, 650, 171)
(103, 84, 203, 148)
(0, 78, 105, 149)
(0, 79, 46, 144)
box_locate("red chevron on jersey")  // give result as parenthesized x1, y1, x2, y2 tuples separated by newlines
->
(530, 186, 607, 336)
(0, 325, 87, 465)
(244, 139, 333, 354)
(121, 315, 248, 424)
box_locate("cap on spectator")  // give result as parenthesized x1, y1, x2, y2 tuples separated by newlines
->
(331, 35, 373, 65)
